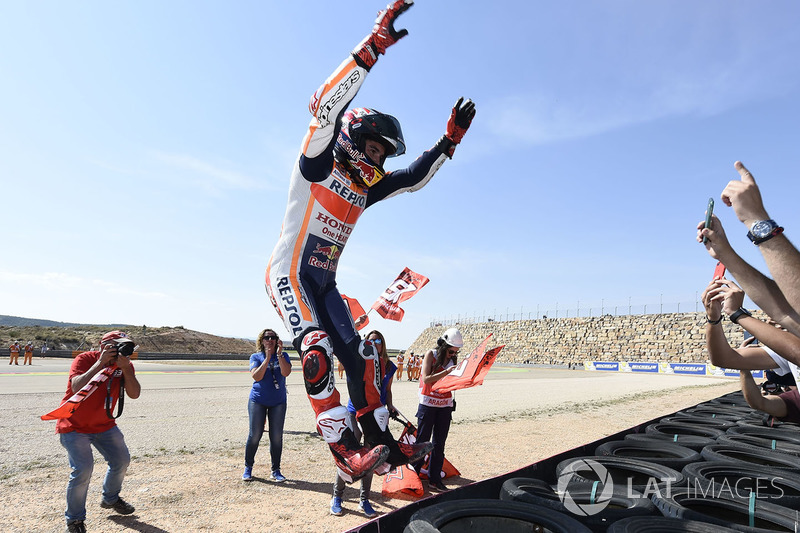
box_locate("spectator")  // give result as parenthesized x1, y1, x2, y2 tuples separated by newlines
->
(702, 278, 800, 422)
(55, 331, 141, 533)
(331, 330, 396, 518)
(243, 328, 292, 483)
(412, 328, 462, 492)
(698, 161, 800, 337)
(739, 369, 800, 422)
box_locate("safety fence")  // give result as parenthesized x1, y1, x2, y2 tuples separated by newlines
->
(430, 297, 711, 327)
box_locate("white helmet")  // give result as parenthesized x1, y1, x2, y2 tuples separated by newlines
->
(440, 328, 464, 348)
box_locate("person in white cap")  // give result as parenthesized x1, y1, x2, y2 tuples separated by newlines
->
(411, 327, 463, 492)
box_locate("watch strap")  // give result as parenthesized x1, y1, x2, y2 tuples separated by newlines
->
(747, 220, 784, 245)
(729, 307, 752, 324)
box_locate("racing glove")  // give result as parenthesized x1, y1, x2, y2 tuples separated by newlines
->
(352, 0, 414, 70)
(437, 97, 477, 158)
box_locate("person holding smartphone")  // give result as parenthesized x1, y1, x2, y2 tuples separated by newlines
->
(702, 278, 800, 422)
(243, 329, 292, 482)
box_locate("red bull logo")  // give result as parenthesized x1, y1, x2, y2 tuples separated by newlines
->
(353, 156, 384, 186)
(314, 243, 341, 261)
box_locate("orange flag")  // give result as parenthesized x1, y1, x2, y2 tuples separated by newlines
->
(433, 334, 504, 393)
(371, 268, 429, 321)
(341, 294, 369, 330)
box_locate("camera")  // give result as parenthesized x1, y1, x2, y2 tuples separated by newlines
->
(107, 340, 135, 357)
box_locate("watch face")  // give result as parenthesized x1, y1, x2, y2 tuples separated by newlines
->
(752, 220, 774, 238)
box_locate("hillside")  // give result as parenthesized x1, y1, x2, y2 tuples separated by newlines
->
(0, 315, 257, 354)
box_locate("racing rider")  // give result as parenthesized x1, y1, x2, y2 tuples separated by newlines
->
(265, 0, 476, 482)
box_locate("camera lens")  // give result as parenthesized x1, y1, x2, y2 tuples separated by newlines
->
(117, 342, 135, 357)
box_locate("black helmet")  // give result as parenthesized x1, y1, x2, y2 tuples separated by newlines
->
(334, 107, 406, 186)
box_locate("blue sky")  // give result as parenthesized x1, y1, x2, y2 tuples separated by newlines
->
(2, 1, 799, 349)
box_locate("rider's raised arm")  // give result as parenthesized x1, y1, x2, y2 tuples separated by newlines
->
(299, 1, 413, 181)
(299, 58, 369, 181)
(366, 97, 476, 206)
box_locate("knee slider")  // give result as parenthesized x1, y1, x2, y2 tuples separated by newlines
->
(316, 405, 355, 444)
(301, 329, 336, 397)
(302, 348, 334, 397)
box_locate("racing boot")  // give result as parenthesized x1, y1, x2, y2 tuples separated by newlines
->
(358, 406, 433, 468)
(318, 406, 389, 483)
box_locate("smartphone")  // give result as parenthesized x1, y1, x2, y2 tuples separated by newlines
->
(703, 197, 714, 244)
(743, 331, 759, 346)
(713, 261, 726, 280)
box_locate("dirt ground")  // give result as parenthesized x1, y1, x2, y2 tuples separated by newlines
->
(0, 360, 740, 532)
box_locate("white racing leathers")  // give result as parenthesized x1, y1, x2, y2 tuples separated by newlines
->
(266, 52, 448, 418)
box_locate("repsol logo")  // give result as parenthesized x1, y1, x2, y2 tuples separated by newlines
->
(276, 277, 303, 336)
(318, 71, 361, 125)
(328, 176, 366, 207)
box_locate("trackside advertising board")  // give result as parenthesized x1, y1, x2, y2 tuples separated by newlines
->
(584, 361, 764, 379)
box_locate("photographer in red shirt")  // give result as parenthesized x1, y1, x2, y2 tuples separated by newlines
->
(55, 331, 141, 533)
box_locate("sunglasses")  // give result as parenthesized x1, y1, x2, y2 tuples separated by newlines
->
(263, 335, 279, 341)
(370, 338, 382, 344)
(447, 348, 459, 355)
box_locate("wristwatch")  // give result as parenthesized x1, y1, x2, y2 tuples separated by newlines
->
(747, 219, 784, 245)
(729, 307, 753, 324)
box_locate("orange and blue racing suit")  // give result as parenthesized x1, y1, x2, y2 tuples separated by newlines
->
(265, 51, 449, 426)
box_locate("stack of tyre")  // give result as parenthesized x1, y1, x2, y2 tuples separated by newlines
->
(404, 391, 800, 532)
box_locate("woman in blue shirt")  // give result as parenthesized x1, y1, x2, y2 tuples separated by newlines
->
(243, 329, 292, 482)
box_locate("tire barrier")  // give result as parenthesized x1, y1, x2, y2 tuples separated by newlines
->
(704, 396, 752, 409)
(645, 422, 726, 440)
(402, 499, 592, 533)
(606, 516, 740, 532)
(651, 485, 800, 532)
(370, 390, 800, 533)
(727, 425, 800, 445)
(624, 432, 716, 452)
(682, 461, 800, 511)
(594, 440, 702, 471)
(659, 416, 738, 431)
(681, 406, 755, 419)
(555, 456, 684, 493)
(699, 443, 800, 473)
(499, 477, 658, 531)
(716, 434, 800, 458)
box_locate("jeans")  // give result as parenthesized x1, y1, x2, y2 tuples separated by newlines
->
(412, 404, 453, 484)
(60, 426, 131, 523)
(245, 399, 287, 472)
